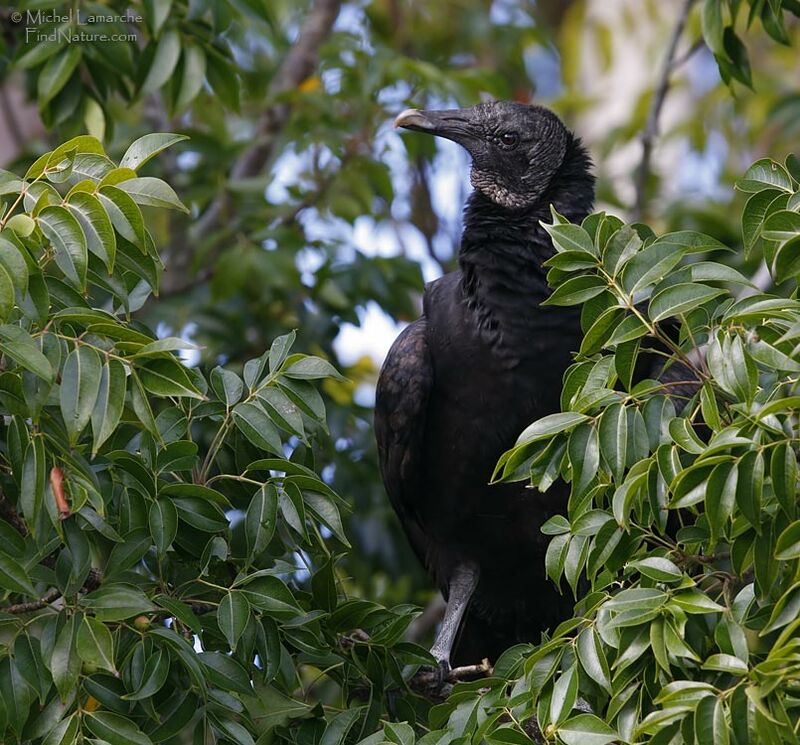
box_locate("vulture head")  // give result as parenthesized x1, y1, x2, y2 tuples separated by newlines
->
(395, 101, 583, 211)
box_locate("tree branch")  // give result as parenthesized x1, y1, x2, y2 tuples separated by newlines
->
(412, 658, 493, 687)
(162, 0, 342, 295)
(0, 83, 23, 150)
(632, 0, 696, 221)
(191, 0, 342, 240)
(2, 568, 102, 615)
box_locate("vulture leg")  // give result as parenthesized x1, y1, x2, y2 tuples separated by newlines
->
(430, 562, 480, 676)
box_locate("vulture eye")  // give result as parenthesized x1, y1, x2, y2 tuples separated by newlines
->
(500, 132, 519, 148)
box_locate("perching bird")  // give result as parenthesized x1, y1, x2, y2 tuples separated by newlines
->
(374, 101, 595, 670)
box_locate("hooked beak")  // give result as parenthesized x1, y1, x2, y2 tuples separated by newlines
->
(393, 107, 477, 145)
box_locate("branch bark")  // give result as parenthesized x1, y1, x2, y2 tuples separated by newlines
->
(191, 0, 340, 236)
(412, 657, 493, 687)
(3, 569, 102, 614)
(162, 0, 342, 294)
(632, 0, 697, 222)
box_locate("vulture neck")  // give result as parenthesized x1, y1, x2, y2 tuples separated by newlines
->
(458, 135, 594, 343)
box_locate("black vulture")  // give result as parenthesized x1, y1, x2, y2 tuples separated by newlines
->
(374, 101, 595, 671)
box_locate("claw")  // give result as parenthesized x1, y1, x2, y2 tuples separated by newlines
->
(434, 659, 451, 687)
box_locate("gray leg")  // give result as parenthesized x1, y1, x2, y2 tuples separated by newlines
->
(429, 562, 479, 670)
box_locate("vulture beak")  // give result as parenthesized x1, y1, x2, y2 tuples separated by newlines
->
(394, 108, 477, 145)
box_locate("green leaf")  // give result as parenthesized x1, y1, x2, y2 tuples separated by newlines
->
(38, 45, 81, 107)
(66, 191, 116, 272)
(239, 575, 302, 619)
(135, 337, 199, 357)
(269, 330, 297, 373)
(719, 28, 752, 88)
(770, 443, 797, 518)
(549, 664, 578, 725)
(648, 283, 726, 322)
(76, 616, 116, 674)
(206, 50, 241, 111)
(542, 275, 606, 306)
(5, 213, 35, 238)
(85, 711, 154, 745)
(233, 402, 285, 455)
(38, 205, 89, 288)
(576, 627, 611, 693)
(629, 556, 682, 583)
(60, 345, 103, 444)
(762, 208, 800, 242)
(599, 403, 627, 482)
(91, 359, 126, 454)
(706, 462, 738, 546)
(602, 225, 642, 276)
(694, 696, 729, 745)
(98, 185, 146, 249)
(542, 223, 596, 255)
(516, 412, 588, 446)
(0, 234, 30, 293)
(40, 714, 79, 745)
(0, 553, 37, 596)
(0, 263, 13, 323)
(0, 325, 53, 382)
(81, 584, 156, 621)
(762, 582, 800, 634)
(773, 234, 800, 283)
(210, 366, 244, 406)
(558, 714, 618, 745)
(175, 43, 207, 112)
(117, 177, 189, 213)
(702, 653, 747, 675)
(672, 589, 725, 614)
(620, 242, 686, 295)
(568, 423, 599, 497)
(701, 0, 725, 56)
(138, 358, 203, 399)
(123, 647, 170, 701)
(51, 615, 80, 702)
(245, 484, 278, 560)
(155, 595, 202, 634)
(737, 158, 794, 193)
(736, 451, 764, 532)
(219, 590, 250, 652)
(775, 520, 800, 560)
(580, 307, 622, 356)
(199, 651, 253, 695)
(284, 355, 345, 381)
(120, 133, 189, 171)
(742, 188, 783, 255)
(257, 386, 305, 438)
(149, 498, 178, 555)
(141, 30, 182, 94)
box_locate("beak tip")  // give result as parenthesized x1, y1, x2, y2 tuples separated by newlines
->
(394, 108, 431, 131)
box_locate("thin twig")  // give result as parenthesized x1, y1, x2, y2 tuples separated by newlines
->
(4, 588, 61, 614)
(412, 657, 493, 687)
(632, 0, 697, 221)
(2, 568, 102, 615)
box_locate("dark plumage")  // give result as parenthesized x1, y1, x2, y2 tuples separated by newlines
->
(375, 101, 595, 668)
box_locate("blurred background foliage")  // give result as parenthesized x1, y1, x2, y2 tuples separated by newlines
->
(0, 0, 797, 636)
